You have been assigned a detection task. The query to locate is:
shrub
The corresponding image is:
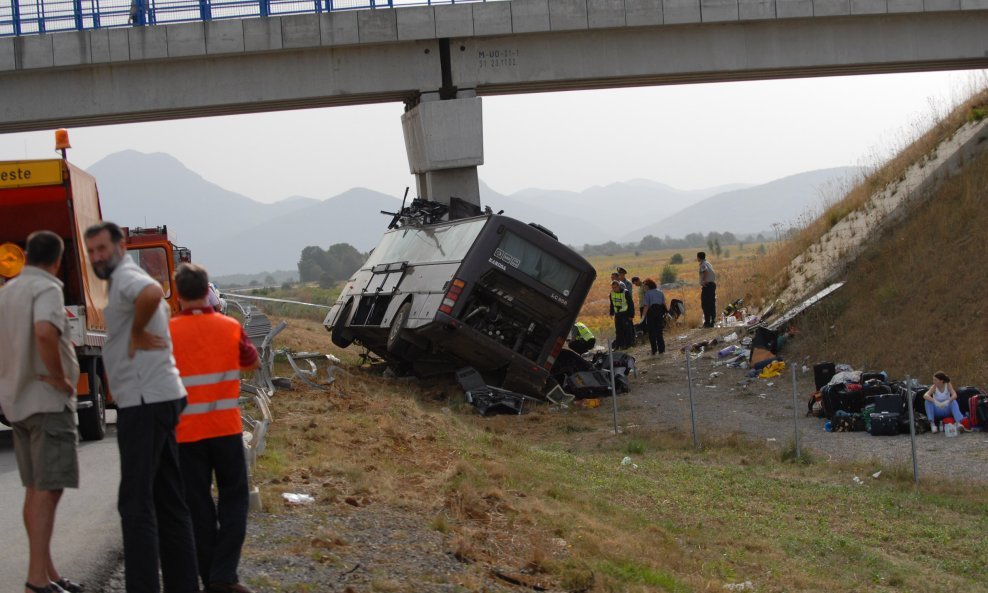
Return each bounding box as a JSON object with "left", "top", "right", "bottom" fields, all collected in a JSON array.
[
  {"left": 670, "top": 253, "right": 684, "bottom": 265},
  {"left": 660, "top": 265, "right": 678, "bottom": 285}
]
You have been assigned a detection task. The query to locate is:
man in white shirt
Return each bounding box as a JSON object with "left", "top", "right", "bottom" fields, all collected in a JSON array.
[
  {"left": 697, "top": 252, "right": 717, "bottom": 328},
  {"left": 84, "top": 222, "right": 198, "bottom": 593}
]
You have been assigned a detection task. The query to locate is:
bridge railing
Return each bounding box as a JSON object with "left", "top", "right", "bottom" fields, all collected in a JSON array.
[{"left": 1, "top": 0, "right": 488, "bottom": 37}]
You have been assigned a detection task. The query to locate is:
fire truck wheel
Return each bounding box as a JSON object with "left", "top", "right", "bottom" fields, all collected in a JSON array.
[{"left": 78, "top": 372, "right": 107, "bottom": 441}]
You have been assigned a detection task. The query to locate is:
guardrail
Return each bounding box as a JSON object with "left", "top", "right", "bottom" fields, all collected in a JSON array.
[{"left": 1, "top": 0, "right": 489, "bottom": 37}]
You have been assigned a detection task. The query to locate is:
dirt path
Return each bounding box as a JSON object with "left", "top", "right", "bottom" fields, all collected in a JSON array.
[{"left": 612, "top": 327, "right": 988, "bottom": 483}]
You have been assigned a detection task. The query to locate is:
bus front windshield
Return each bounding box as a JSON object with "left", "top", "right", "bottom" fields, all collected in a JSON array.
[
  {"left": 364, "top": 218, "right": 488, "bottom": 268},
  {"left": 493, "top": 232, "right": 579, "bottom": 296}
]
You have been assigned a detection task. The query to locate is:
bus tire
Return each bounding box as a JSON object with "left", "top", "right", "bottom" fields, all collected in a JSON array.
[
  {"left": 77, "top": 370, "right": 107, "bottom": 442},
  {"left": 331, "top": 302, "right": 354, "bottom": 348},
  {"left": 387, "top": 302, "right": 413, "bottom": 357}
]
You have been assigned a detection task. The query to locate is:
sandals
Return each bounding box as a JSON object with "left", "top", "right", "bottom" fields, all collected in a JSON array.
[
  {"left": 23, "top": 578, "right": 83, "bottom": 593},
  {"left": 56, "top": 579, "right": 84, "bottom": 593}
]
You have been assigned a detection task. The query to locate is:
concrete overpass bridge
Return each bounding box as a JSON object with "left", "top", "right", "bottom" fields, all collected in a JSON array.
[{"left": 2, "top": 0, "right": 987, "bottom": 204}]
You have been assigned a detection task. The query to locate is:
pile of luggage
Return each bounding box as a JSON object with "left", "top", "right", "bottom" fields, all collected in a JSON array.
[
  {"left": 547, "top": 348, "right": 636, "bottom": 399},
  {"left": 807, "top": 362, "right": 988, "bottom": 436}
]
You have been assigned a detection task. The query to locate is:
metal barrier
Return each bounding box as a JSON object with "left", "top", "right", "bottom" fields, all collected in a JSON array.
[{"left": 1, "top": 0, "right": 491, "bottom": 37}]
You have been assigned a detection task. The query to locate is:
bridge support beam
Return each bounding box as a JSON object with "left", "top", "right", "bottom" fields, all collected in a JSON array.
[{"left": 401, "top": 94, "right": 483, "bottom": 209}]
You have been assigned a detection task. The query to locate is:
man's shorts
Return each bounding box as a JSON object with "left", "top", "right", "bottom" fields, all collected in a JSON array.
[{"left": 12, "top": 409, "right": 80, "bottom": 490}]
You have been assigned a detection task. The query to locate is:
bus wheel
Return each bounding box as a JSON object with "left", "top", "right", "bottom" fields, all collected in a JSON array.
[
  {"left": 78, "top": 370, "right": 107, "bottom": 442},
  {"left": 331, "top": 302, "right": 354, "bottom": 348},
  {"left": 387, "top": 302, "right": 413, "bottom": 357}
]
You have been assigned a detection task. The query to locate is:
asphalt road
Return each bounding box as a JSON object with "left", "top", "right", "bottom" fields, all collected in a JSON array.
[{"left": 0, "top": 413, "right": 123, "bottom": 591}]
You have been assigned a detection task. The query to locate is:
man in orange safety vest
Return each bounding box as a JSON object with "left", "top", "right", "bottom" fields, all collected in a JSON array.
[{"left": 170, "top": 263, "right": 259, "bottom": 593}]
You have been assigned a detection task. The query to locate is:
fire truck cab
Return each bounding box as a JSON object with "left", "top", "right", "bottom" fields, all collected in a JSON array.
[{"left": 122, "top": 226, "right": 191, "bottom": 316}]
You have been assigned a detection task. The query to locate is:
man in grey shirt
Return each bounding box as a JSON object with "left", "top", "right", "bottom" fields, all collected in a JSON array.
[
  {"left": 83, "top": 222, "right": 198, "bottom": 593},
  {"left": 0, "top": 231, "right": 83, "bottom": 593}
]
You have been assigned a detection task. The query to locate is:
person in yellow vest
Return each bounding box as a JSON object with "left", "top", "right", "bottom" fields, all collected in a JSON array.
[
  {"left": 608, "top": 280, "right": 632, "bottom": 349},
  {"left": 170, "top": 263, "right": 260, "bottom": 593},
  {"left": 568, "top": 321, "right": 596, "bottom": 354}
]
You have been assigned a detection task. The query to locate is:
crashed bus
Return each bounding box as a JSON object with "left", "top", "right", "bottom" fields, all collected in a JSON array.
[{"left": 324, "top": 201, "right": 596, "bottom": 396}]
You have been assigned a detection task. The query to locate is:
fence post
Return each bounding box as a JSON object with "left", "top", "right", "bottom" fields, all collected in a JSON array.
[
  {"left": 73, "top": 0, "right": 83, "bottom": 30},
  {"left": 259, "top": 0, "right": 270, "bottom": 17},
  {"left": 608, "top": 336, "right": 619, "bottom": 435},
  {"left": 199, "top": 0, "right": 212, "bottom": 21},
  {"left": 12, "top": 0, "right": 22, "bottom": 35},
  {"left": 791, "top": 364, "right": 801, "bottom": 460},
  {"left": 906, "top": 376, "right": 919, "bottom": 484},
  {"left": 685, "top": 346, "right": 700, "bottom": 449}
]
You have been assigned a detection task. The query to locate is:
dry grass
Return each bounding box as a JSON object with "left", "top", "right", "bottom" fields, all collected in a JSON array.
[
  {"left": 748, "top": 86, "right": 988, "bottom": 306},
  {"left": 250, "top": 358, "right": 988, "bottom": 592}
]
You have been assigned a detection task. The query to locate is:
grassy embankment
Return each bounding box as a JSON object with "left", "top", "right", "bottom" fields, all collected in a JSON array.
[
  {"left": 752, "top": 90, "right": 988, "bottom": 383},
  {"left": 251, "top": 322, "right": 988, "bottom": 592},
  {"left": 746, "top": 86, "right": 988, "bottom": 307}
]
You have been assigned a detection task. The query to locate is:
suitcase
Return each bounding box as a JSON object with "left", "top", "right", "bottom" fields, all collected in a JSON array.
[
  {"left": 860, "top": 371, "right": 889, "bottom": 383},
  {"left": 955, "top": 386, "right": 986, "bottom": 416},
  {"left": 869, "top": 412, "right": 900, "bottom": 436},
  {"left": 978, "top": 397, "right": 988, "bottom": 426},
  {"left": 832, "top": 413, "right": 865, "bottom": 432},
  {"left": 822, "top": 384, "right": 865, "bottom": 418},
  {"left": 564, "top": 371, "right": 615, "bottom": 398},
  {"left": 813, "top": 362, "right": 836, "bottom": 390},
  {"left": 966, "top": 394, "right": 988, "bottom": 426},
  {"left": 865, "top": 392, "right": 906, "bottom": 415}
]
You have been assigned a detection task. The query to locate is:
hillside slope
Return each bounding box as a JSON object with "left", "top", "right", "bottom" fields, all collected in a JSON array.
[{"left": 787, "top": 149, "right": 988, "bottom": 384}]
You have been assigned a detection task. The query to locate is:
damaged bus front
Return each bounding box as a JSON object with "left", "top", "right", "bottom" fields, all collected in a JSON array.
[{"left": 324, "top": 213, "right": 596, "bottom": 396}]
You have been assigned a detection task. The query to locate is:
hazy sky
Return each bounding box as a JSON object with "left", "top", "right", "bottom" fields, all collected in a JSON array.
[{"left": 1, "top": 68, "right": 984, "bottom": 203}]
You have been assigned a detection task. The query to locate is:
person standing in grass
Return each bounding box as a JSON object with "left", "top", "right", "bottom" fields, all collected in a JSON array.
[
  {"left": 609, "top": 280, "right": 631, "bottom": 349},
  {"left": 641, "top": 278, "right": 667, "bottom": 356},
  {"left": 923, "top": 371, "right": 966, "bottom": 432},
  {"left": 170, "top": 263, "right": 260, "bottom": 593},
  {"left": 697, "top": 252, "right": 717, "bottom": 328}
]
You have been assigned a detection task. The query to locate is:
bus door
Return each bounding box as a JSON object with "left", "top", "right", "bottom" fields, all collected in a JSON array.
[{"left": 353, "top": 261, "right": 406, "bottom": 327}]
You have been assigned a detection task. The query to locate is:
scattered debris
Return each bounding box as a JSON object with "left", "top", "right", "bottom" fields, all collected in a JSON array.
[
  {"left": 724, "top": 581, "right": 754, "bottom": 592},
  {"left": 872, "top": 471, "right": 882, "bottom": 479},
  {"left": 282, "top": 493, "right": 315, "bottom": 505}
]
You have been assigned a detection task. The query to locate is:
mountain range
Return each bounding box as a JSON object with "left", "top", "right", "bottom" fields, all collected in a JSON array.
[{"left": 88, "top": 150, "right": 861, "bottom": 275}]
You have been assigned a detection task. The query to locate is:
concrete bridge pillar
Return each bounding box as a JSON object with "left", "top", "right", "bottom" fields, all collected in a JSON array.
[{"left": 401, "top": 94, "right": 483, "bottom": 209}]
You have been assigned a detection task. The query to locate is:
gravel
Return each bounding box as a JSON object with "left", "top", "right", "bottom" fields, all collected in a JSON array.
[{"left": 621, "top": 330, "right": 988, "bottom": 483}]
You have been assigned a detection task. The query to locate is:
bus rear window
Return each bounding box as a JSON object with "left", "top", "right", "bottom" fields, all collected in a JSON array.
[{"left": 493, "top": 232, "right": 579, "bottom": 296}]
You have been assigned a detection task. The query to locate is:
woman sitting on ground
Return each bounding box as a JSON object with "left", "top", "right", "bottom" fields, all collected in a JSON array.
[
  {"left": 641, "top": 278, "right": 666, "bottom": 356},
  {"left": 923, "top": 371, "right": 966, "bottom": 432}
]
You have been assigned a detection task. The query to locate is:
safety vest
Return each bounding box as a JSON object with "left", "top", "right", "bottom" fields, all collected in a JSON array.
[
  {"left": 170, "top": 312, "right": 243, "bottom": 444},
  {"left": 574, "top": 322, "right": 594, "bottom": 341},
  {"left": 610, "top": 291, "right": 628, "bottom": 313}
]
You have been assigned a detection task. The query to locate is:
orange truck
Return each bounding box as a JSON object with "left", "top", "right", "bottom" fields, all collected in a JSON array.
[{"left": 0, "top": 137, "right": 191, "bottom": 440}]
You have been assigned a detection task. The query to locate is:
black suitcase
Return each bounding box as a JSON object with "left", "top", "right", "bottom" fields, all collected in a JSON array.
[
  {"left": 865, "top": 392, "right": 906, "bottom": 415},
  {"left": 869, "top": 412, "right": 900, "bottom": 436},
  {"left": 564, "top": 371, "right": 615, "bottom": 398},
  {"left": 832, "top": 414, "right": 865, "bottom": 432},
  {"left": 813, "top": 362, "right": 836, "bottom": 390},
  {"left": 860, "top": 371, "right": 889, "bottom": 383},
  {"left": 955, "top": 386, "right": 986, "bottom": 416},
  {"left": 823, "top": 384, "right": 864, "bottom": 418}
]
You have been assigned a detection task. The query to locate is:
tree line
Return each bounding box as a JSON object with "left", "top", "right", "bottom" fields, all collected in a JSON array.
[
  {"left": 297, "top": 243, "right": 366, "bottom": 287},
  {"left": 580, "top": 231, "right": 767, "bottom": 257}
]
